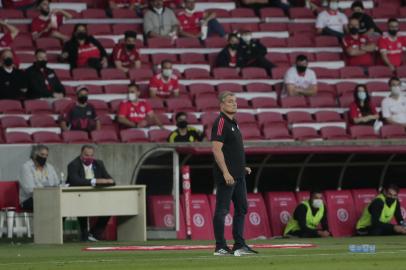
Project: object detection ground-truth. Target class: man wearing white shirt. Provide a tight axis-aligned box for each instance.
[283,54,318,97]
[381,77,406,127]
[316,0,348,39]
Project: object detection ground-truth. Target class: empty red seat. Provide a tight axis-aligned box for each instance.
[280,96,307,108]
[336,82,357,96]
[91,130,119,143]
[380,124,406,139]
[1,116,28,128]
[217,83,243,93]
[88,100,109,113]
[251,97,278,108]
[241,67,268,79]
[24,100,52,114]
[104,84,127,94]
[320,126,350,140]
[147,37,173,48]
[340,67,366,78]
[165,97,194,112]
[62,131,90,143]
[339,95,354,108]
[349,126,378,139]
[32,131,62,143]
[287,111,313,124]
[183,68,210,79]
[259,7,286,18]
[0,9,24,19]
[366,82,389,93]
[291,127,320,141]
[244,193,272,239]
[5,132,32,144]
[231,23,259,32]
[36,37,61,50]
[72,68,99,80]
[230,8,256,17]
[236,98,250,109]
[287,36,314,47]
[52,99,75,114]
[264,192,297,236]
[324,190,357,237]
[149,129,171,142]
[263,126,292,140]
[313,67,340,79]
[212,68,240,79]
[100,68,127,80]
[314,111,342,122]
[308,96,337,107]
[290,7,315,18]
[151,53,178,65]
[235,112,256,124]
[129,68,154,81]
[351,189,378,218]
[195,97,219,112]
[368,66,394,78]
[81,8,106,18]
[188,83,215,97]
[87,24,111,35]
[259,22,288,32]
[29,115,57,127]
[240,125,262,140]
[175,38,202,48]
[112,8,138,18]
[204,37,227,48]
[112,24,142,35]
[257,112,285,128]
[54,69,71,80]
[314,36,339,47]
[179,53,205,64]
[0,100,23,113]
[261,37,287,48]
[11,35,34,50]
[120,129,149,142]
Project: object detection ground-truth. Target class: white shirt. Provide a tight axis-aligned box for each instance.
[283,66,317,97]
[316,10,348,33]
[381,95,406,124]
[83,164,96,186]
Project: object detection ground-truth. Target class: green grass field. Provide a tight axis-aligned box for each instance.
[0,236,406,270]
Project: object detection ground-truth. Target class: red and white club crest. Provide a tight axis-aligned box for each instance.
[193,213,205,227]
[337,208,349,222]
[249,212,261,226]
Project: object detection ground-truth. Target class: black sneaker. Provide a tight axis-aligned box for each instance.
[233,245,259,256]
[213,246,233,256]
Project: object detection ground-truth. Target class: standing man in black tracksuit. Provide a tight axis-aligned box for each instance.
[211,91,258,256]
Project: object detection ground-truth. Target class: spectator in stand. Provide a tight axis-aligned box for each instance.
[0,49,27,99]
[377,18,406,73]
[0,20,20,68]
[62,24,108,70]
[106,0,144,17]
[381,77,406,127]
[342,16,376,67]
[60,86,101,132]
[19,145,59,211]
[239,0,290,17]
[177,0,225,40]
[26,49,65,99]
[112,31,141,73]
[117,83,162,128]
[168,112,204,142]
[239,29,275,76]
[31,0,71,43]
[316,0,348,40]
[283,54,317,97]
[143,0,179,38]
[348,84,379,126]
[215,33,242,68]
[149,59,180,98]
[351,1,382,36]
[2,0,35,10]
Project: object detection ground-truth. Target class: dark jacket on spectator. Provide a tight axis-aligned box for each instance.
[0,67,28,99]
[26,64,65,99]
[239,39,268,66]
[215,46,243,68]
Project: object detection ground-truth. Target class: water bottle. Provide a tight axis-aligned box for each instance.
[348,244,376,253]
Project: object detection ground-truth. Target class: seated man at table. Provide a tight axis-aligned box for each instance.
[67,145,115,241]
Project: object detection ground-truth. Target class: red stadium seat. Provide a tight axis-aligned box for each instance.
[98,114,114,126]
[366,82,389,93]
[155,113,171,125]
[11,35,34,50]
[100,68,127,80]
[145,98,165,113]
[175,38,202,48]
[5,132,32,144]
[217,83,243,93]
[179,53,206,64]
[0,100,23,113]
[266,52,289,65]
[351,189,378,218]
[112,24,142,35]
[129,68,154,81]
[324,190,357,237]
[62,131,90,143]
[245,83,273,92]
[314,36,340,47]
[231,23,259,32]
[30,115,57,127]
[87,24,111,35]
[81,9,106,18]
[24,100,52,114]
[291,127,320,141]
[320,126,350,140]
[212,68,240,79]
[151,53,178,65]
[200,112,219,127]
[91,130,119,143]
[230,8,256,17]
[288,23,314,34]
[287,111,314,124]
[368,66,394,78]
[236,98,251,109]
[261,37,287,48]
[259,8,286,19]
[336,82,357,96]
[314,111,342,122]
[165,97,194,112]
[263,126,292,140]
[349,126,378,139]
[88,100,109,113]
[317,83,336,97]
[0,9,24,19]
[264,192,297,236]
[259,22,288,32]
[287,35,314,47]
[183,68,210,79]
[308,96,337,107]
[32,131,62,143]
[104,84,127,94]
[72,68,99,80]
[149,129,171,142]
[313,67,340,79]
[339,95,354,108]
[240,125,262,140]
[235,112,256,124]
[1,116,28,128]
[315,52,342,62]
[147,37,173,48]
[36,37,61,50]
[204,37,227,48]
[290,7,315,18]
[120,129,149,142]
[85,85,104,94]
[241,67,268,79]
[188,83,216,98]
[244,193,272,239]
[0,181,21,211]
[380,125,406,139]
[340,67,366,78]
[52,99,75,114]
[251,97,278,108]
[371,7,399,18]
[257,112,285,128]
[54,69,72,80]
[280,96,307,108]
[112,9,138,18]
[195,97,218,111]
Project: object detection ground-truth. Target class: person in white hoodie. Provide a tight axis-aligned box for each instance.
[381,77,406,128]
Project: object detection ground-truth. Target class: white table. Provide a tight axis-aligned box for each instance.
[33,185,146,244]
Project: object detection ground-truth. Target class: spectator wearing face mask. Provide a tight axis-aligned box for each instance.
[117,83,162,128]
[62,24,108,70]
[143,0,179,38]
[284,189,330,238]
[177,0,225,40]
[342,16,376,67]
[26,49,65,99]
[31,0,72,42]
[239,29,275,76]
[348,84,379,126]
[381,77,406,127]
[316,0,348,40]
[282,54,317,97]
[168,112,204,142]
[0,49,28,99]
[350,1,381,36]
[215,33,242,68]
[149,59,179,98]
[19,145,59,211]
[60,86,100,132]
[377,18,406,73]
[112,31,141,73]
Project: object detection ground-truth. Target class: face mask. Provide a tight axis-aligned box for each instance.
[312,199,323,209]
[154,7,163,14]
[329,2,338,10]
[81,157,94,166]
[36,60,47,69]
[229,44,238,50]
[349,27,359,35]
[3,57,13,67]
[388,29,398,36]
[126,44,135,51]
[296,65,307,73]
[35,156,47,166]
[40,9,49,16]
[176,120,188,129]
[128,93,137,102]
[77,95,88,104]
[386,197,396,205]
[162,69,172,77]
[391,86,401,96]
[357,91,367,101]
[352,12,363,18]
[76,32,87,40]
[242,35,252,43]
